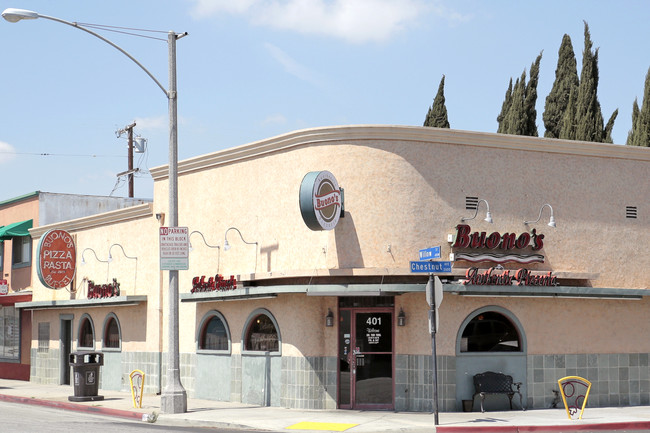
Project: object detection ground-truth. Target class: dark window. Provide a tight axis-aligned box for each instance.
[78,316,94,348]
[1,306,20,359]
[245,313,278,352]
[12,236,31,267]
[103,316,120,349]
[199,315,228,351]
[460,311,521,352]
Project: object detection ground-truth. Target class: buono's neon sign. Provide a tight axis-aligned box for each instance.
[191,274,237,293]
[464,267,557,286]
[453,224,544,250]
[87,278,121,298]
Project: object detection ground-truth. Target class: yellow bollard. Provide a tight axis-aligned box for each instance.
[129,369,145,408]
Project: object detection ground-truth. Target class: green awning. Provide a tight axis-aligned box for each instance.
[0,219,33,240]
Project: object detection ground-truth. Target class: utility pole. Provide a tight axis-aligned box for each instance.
[116,121,136,197]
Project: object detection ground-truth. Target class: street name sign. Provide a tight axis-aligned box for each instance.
[419,246,441,260]
[410,260,452,273]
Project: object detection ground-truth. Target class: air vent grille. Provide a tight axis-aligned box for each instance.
[465,196,479,210]
[626,206,637,219]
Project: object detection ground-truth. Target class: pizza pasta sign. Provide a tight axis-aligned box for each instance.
[37,229,76,289]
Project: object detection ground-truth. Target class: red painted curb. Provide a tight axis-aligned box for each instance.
[0,393,144,421]
[437,420,650,432]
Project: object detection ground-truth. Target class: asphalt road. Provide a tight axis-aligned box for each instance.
[0,400,265,433]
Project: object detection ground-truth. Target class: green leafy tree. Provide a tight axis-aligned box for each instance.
[543,35,579,138]
[627,68,650,147]
[423,75,450,128]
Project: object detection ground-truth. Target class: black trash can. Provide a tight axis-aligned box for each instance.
[69,351,104,402]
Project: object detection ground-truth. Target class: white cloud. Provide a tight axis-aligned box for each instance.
[264,43,322,85]
[0,141,17,164]
[189,0,436,43]
[133,115,167,131]
[261,114,288,125]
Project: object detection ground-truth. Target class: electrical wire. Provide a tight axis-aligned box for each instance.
[0,151,125,158]
[77,22,169,42]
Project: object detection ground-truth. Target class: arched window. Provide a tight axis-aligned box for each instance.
[459,310,522,353]
[78,314,95,349]
[102,313,121,350]
[197,310,231,353]
[243,309,280,354]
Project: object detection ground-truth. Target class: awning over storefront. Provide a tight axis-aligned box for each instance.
[179,283,648,302]
[0,219,33,240]
[15,295,147,310]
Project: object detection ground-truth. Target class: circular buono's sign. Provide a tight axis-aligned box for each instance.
[299,171,342,231]
[37,229,76,289]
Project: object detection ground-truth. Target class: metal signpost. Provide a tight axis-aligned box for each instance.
[411,246,448,426]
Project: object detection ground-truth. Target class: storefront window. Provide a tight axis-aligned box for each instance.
[243,309,280,353]
[0,306,20,360]
[78,314,95,349]
[198,311,230,352]
[460,311,521,352]
[103,314,121,350]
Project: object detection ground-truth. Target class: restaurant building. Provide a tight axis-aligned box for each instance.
[22,126,649,411]
[0,192,149,380]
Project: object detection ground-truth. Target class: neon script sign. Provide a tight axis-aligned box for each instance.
[191,274,237,293]
[87,278,121,299]
[463,267,558,286]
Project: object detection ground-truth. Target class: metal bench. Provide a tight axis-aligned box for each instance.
[473,371,525,412]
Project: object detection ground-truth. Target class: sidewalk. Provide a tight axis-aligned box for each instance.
[1,379,650,432]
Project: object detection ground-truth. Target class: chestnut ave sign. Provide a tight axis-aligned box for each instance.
[159,227,189,271]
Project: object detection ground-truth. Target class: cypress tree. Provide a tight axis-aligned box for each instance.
[497,53,542,136]
[628,68,650,147]
[543,35,579,138]
[559,88,577,140]
[574,21,603,142]
[423,75,450,128]
[524,53,543,137]
[497,78,513,133]
[603,109,618,143]
[626,99,640,145]
[503,72,527,135]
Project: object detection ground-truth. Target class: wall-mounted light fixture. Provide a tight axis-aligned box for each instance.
[397,308,406,326]
[224,227,258,273]
[189,230,220,273]
[461,199,493,223]
[325,308,334,327]
[81,248,108,266]
[524,203,556,228]
[108,243,138,291]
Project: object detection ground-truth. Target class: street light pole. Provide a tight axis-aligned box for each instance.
[2,8,188,414]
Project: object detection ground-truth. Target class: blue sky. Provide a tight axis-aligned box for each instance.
[1,0,648,200]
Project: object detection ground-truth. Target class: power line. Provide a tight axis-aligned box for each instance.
[0,151,125,158]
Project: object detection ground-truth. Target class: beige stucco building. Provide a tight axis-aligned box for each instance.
[21,126,650,412]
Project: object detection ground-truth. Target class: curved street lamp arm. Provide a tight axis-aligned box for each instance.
[36,13,169,97]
